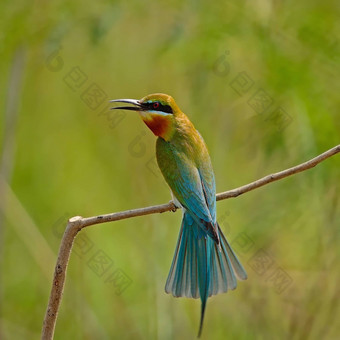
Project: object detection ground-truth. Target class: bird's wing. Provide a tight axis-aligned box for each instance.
[197,154,216,222]
[156,138,218,241]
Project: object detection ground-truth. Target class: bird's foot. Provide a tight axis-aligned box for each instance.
[169,200,181,212]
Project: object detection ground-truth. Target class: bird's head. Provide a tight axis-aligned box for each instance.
[110,93,181,141]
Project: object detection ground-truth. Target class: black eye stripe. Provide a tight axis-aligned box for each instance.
[142,101,173,114]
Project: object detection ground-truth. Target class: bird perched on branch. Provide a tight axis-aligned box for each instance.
[110,93,247,337]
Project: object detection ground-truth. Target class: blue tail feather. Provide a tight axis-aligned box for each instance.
[165,213,247,337]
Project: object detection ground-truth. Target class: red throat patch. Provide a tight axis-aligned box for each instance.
[143,115,171,138]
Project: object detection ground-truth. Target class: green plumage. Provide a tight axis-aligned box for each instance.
[156,119,217,226]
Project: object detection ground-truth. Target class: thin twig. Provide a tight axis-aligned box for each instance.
[216,144,340,200]
[41,144,340,340]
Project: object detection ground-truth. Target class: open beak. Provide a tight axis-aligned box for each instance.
[109,99,142,111]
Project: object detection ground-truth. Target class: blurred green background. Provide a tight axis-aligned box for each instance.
[1,0,339,339]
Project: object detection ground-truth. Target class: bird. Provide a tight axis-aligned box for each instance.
[110,93,247,337]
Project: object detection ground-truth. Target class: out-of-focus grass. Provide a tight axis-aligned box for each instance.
[0,0,339,339]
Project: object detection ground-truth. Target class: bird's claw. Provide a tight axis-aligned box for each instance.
[170,200,180,212]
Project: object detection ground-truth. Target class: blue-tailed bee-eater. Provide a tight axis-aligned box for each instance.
[110,93,247,337]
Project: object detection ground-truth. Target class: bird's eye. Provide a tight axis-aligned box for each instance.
[153,102,160,109]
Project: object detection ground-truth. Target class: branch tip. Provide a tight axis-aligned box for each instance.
[68,216,82,223]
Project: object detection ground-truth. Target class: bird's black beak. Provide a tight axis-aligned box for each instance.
[109,99,142,111]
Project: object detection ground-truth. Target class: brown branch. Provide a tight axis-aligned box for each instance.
[41,144,340,340]
[216,144,340,200]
